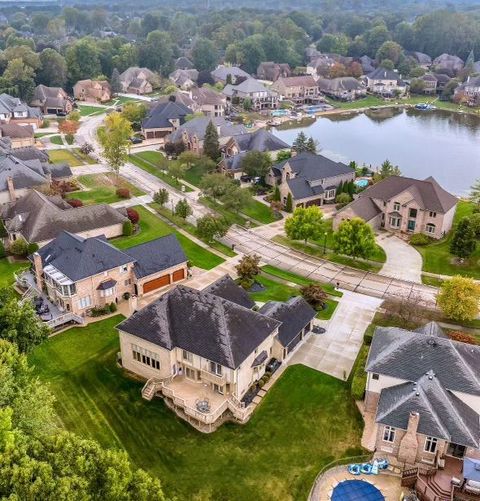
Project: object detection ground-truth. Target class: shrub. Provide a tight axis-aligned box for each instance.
[300,284,328,309]
[116,188,131,199]
[0,241,5,259]
[351,345,369,400]
[0,220,7,238]
[40,118,50,128]
[363,324,375,345]
[257,379,265,388]
[109,302,117,313]
[65,133,75,145]
[67,198,83,208]
[410,233,431,246]
[90,305,111,317]
[122,220,134,236]
[80,142,93,155]
[335,192,351,208]
[27,243,39,255]
[9,238,28,257]
[126,208,140,224]
[448,330,478,345]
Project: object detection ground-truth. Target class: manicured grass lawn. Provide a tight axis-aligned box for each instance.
[128,154,193,193]
[0,258,28,287]
[414,201,480,278]
[48,149,83,167]
[49,135,63,145]
[182,162,210,187]
[326,96,386,110]
[68,173,144,205]
[316,299,339,320]
[113,206,223,269]
[29,316,364,500]
[78,105,106,117]
[242,198,278,224]
[200,196,256,227]
[421,275,444,287]
[136,150,167,167]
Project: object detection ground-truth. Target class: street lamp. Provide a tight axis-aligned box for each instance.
[323,231,328,255]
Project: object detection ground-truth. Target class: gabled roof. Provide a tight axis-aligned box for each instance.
[366,326,480,395]
[231,128,289,153]
[0,138,48,162]
[318,77,364,92]
[367,67,402,81]
[223,78,273,96]
[117,285,281,369]
[355,175,457,214]
[120,67,155,87]
[338,195,382,222]
[175,56,194,70]
[376,371,480,448]
[211,66,250,82]
[36,231,133,281]
[275,75,317,88]
[142,101,192,129]
[190,86,225,106]
[169,116,247,143]
[0,123,34,139]
[258,296,316,348]
[203,274,255,309]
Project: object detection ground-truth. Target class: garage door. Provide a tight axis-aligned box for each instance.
[143,274,170,293]
[172,269,185,282]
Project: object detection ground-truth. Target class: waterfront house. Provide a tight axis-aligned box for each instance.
[317,77,366,101]
[271,75,322,105]
[141,101,192,142]
[333,175,457,239]
[223,78,279,111]
[267,151,355,208]
[419,74,438,94]
[172,87,226,117]
[29,230,187,317]
[256,62,291,82]
[73,79,111,103]
[117,275,315,431]
[433,54,464,77]
[211,66,250,85]
[31,85,73,115]
[454,75,480,106]
[365,67,407,96]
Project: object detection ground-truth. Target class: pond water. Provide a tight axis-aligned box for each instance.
[273,108,480,196]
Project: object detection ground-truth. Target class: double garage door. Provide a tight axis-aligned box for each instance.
[142,269,185,294]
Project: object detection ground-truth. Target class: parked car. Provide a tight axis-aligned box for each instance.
[266,358,281,374]
[56,111,67,117]
[129,136,143,144]
[240,175,252,183]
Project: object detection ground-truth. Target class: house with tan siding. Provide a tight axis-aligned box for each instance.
[271,75,322,104]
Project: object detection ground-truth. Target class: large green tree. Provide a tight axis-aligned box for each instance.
[191,38,219,72]
[66,38,101,84]
[333,217,376,260]
[437,276,480,322]
[196,215,229,242]
[203,121,220,161]
[240,151,272,180]
[38,48,67,88]
[450,217,477,259]
[139,31,174,75]
[285,206,324,244]
[97,113,132,179]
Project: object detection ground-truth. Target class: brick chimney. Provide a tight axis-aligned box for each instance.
[33,252,43,290]
[398,412,420,464]
[6,176,15,201]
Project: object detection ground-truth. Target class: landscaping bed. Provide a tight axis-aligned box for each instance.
[29,316,364,500]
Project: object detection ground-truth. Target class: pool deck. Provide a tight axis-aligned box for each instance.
[310,465,406,500]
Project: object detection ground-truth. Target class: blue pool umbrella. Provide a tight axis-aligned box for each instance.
[332,480,385,501]
[464,458,480,482]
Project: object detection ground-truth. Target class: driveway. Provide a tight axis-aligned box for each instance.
[288,290,382,379]
[376,232,423,283]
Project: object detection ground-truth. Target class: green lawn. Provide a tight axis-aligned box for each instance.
[128,154,193,193]
[113,206,223,270]
[242,198,278,224]
[182,162,211,187]
[48,149,83,167]
[200,196,256,227]
[414,201,480,278]
[49,135,64,145]
[68,173,144,205]
[325,95,386,110]
[78,105,106,117]
[316,299,339,320]
[0,258,28,287]
[29,316,364,500]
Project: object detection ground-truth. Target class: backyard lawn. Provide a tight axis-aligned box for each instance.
[68,173,144,205]
[112,206,223,269]
[29,316,364,501]
[48,148,94,167]
[0,258,28,287]
[414,201,480,278]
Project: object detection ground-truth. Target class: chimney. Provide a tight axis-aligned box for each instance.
[398,411,420,465]
[33,252,43,290]
[6,176,15,201]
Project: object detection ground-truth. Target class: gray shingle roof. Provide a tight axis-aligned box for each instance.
[126,234,187,279]
[258,297,316,348]
[356,175,457,214]
[232,128,289,153]
[142,101,192,129]
[211,66,250,82]
[97,279,117,290]
[169,116,247,143]
[117,285,281,369]
[318,77,364,92]
[367,67,402,81]
[175,57,194,70]
[203,274,255,309]
[376,371,479,448]
[337,196,382,222]
[366,326,480,395]
[287,176,324,199]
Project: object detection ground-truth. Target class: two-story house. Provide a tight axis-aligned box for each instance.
[31,85,73,115]
[271,76,322,105]
[0,93,43,128]
[173,87,226,117]
[141,101,192,142]
[223,78,279,111]
[267,152,355,208]
[30,230,188,317]
[365,67,407,97]
[419,74,438,94]
[333,175,458,239]
[211,66,251,85]
[455,75,480,106]
[73,79,111,103]
[256,62,291,82]
[119,67,157,95]
[363,323,480,486]
[117,275,316,432]
[317,77,366,101]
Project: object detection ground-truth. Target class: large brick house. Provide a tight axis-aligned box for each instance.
[141,101,192,141]
[73,79,111,103]
[333,175,458,239]
[31,85,73,115]
[271,75,322,105]
[365,67,407,97]
[223,78,279,111]
[0,93,43,128]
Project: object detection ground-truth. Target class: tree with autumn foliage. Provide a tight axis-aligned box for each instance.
[58,119,79,136]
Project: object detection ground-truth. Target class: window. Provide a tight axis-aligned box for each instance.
[383,426,396,443]
[182,350,192,362]
[389,216,401,228]
[131,344,160,370]
[409,208,418,218]
[101,287,115,297]
[429,211,437,218]
[120,264,128,273]
[393,202,400,211]
[124,279,131,286]
[78,296,91,309]
[213,383,224,395]
[426,223,436,235]
[424,436,438,453]
[326,189,336,199]
[372,373,380,380]
[209,361,222,376]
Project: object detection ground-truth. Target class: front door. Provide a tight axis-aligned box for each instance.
[407,220,416,231]
[447,443,466,458]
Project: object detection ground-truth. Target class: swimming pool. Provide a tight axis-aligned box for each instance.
[332,480,385,501]
[354,178,369,188]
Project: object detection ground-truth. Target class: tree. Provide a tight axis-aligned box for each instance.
[58,120,79,136]
[0,288,49,353]
[336,192,352,207]
[139,31,174,75]
[285,192,293,212]
[272,185,281,202]
[110,67,122,94]
[221,184,250,213]
[65,38,101,84]
[380,59,394,70]
[306,137,317,154]
[200,173,231,201]
[168,162,187,182]
[292,131,307,153]
[121,102,147,129]
[122,220,134,236]
[374,159,401,182]
[2,58,35,101]
[235,254,261,289]
[241,151,272,180]
[316,33,350,55]
[243,97,253,111]
[126,208,140,225]
[469,213,480,238]
[376,41,404,65]
[300,284,328,309]
[276,150,291,162]
[437,276,480,322]
[37,48,67,88]
[196,215,229,242]
[333,217,376,260]
[203,121,220,161]
[450,217,477,259]
[191,38,219,72]
[409,78,426,94]
[470,178,480,206]
[285,206,324,244]
[175,199,192,219]
[9,238,28,257]
[153,189,169,207]
[97,113,132,179]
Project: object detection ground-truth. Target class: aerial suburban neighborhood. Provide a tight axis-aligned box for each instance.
[2,0,480,500]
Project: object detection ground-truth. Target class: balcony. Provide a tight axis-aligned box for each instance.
[200,368,228,385]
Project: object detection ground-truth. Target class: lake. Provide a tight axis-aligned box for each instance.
[273,108,480,196]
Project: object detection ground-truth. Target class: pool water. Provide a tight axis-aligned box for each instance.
[354,179,369,188]
[332,480,385,501]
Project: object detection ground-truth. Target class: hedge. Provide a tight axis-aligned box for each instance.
[351,344,369,401]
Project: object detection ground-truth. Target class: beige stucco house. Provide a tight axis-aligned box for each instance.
[333,175,458,239]
[30,230,188,317]
[117,275,316,431]
[271,75,322,105]
[365,67,407,97]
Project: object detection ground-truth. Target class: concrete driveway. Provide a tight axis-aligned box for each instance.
[288,290,382,379]
[376,232,423,283]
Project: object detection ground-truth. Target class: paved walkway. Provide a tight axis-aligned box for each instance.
[226,225,438,307]
[289,291,382,379]
[376,232,423,283]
